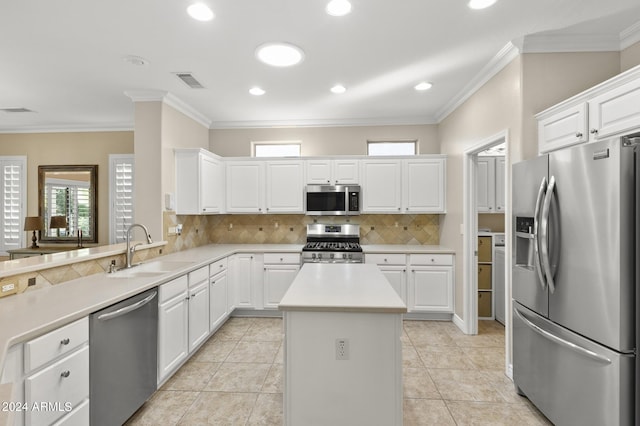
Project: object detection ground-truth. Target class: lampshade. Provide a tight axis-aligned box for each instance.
[24,216,44,231]
[49,216,68,229]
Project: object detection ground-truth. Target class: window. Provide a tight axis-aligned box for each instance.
[367,140,417,156]
[253,141,301,157]
[43,178,90,237]
[0,157,26,254]
[109,155,135,244]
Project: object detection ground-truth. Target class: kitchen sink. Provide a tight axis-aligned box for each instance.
[107,260,195,278]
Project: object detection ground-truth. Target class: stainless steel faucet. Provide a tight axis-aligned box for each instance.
[125,223,153,268]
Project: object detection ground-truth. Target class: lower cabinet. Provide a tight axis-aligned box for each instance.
[158,276,189,384]
[1,318,90,426]
[365,253,407,304]
[408,254,454,313]
[263,253,301,309]
[209,258,229,333]
[230,253,263,309]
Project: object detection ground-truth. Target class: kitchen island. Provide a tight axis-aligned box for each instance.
[279,263,407,426]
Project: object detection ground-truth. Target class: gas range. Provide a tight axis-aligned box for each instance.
[301,224,363,264]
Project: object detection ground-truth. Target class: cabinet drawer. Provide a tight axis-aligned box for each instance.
[52,398,89,426]
[25,346,89,426]
[478,264,492,290]
[24,317,88,373]
[159,275,188,303]
[478,292,492,317]
[409,254,453,266]
[189,266,209,287]
[209,258,228,275]
[264,253,301,265]
[365,253,406,265]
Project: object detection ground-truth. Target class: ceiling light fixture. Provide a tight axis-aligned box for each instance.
[187,3,214,21]
[249,87,266,96]
[256,43,305,67]
[414,82,433,91]
[467,0,497,10]
[330,84,347,94]
[326,0,352,16]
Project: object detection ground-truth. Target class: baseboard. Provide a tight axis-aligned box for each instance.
[452,313,468,334]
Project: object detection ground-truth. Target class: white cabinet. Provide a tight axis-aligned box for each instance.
[265,161,304,213]
[158,276,189,383]
[365,253,407,304]
[21,318,90,426]
[476,156,504,213]
[588,77,640,140]
[263,253,300,309]
[209,258,229,333]
[226,161,265,213]
[230,253,263,309]
[537,103,588,153]
[360,159,402,212]
[403,158,446,213]
[408,254,454,313]
[305,158,359,184]
[361,157,447,214]
[188,266,210,352]
[175,149,224,214]
[537,67,640,153]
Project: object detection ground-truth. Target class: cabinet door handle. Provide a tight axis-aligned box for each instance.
[590,128,599,134]
[575,132,583,138]
[60,338,70,346]
[60,370,71,378]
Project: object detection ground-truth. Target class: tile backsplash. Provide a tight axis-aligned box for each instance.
[163,212,441,253]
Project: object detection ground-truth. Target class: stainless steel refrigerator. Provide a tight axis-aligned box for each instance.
[512,134,639,425]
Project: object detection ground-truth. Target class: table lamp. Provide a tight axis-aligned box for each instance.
[24,216,44,248]
[49,215,68,237]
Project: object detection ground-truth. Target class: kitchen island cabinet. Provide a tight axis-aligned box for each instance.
[279,263,406,426]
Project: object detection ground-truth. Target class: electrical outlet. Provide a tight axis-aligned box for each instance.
[1,283,15,293]
[335,338,349,360]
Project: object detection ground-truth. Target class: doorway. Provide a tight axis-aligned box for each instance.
[462,130,511,374]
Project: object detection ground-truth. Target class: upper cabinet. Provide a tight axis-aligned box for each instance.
[537,66,640,154]
[226,160,304,214]
[476,156,504,214]
[305,158,359,185]
[175,149,224,214]
[226,161,265,213]
[361,157,446,214]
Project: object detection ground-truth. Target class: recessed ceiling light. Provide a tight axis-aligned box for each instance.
[326,0,352,16]
[414,82,433,91]
[123,55,148,66]
[468,0,497,10]
[249,87,266,96]
[330,84,347,94]
[255,43,305,67]
[187,3,214,21]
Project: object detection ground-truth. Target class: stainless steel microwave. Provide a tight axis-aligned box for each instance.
[305,185,360,216]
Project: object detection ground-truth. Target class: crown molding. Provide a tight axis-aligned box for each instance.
[0,123,134,134]
[621,21,640,49]
[435,42,521,123]
[124,90,212,129]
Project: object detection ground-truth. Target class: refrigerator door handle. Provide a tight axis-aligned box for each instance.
[514,307,612,365]
[533,176,548,290]
[540,175,557,293]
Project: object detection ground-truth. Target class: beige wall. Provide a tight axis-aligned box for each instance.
[438,57,523,319]
[209,124,440,157]
[0,131,133,244]
[521,52,621,160]
[621,40,640,72]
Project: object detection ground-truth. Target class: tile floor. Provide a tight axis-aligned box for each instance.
[126,317,552,425]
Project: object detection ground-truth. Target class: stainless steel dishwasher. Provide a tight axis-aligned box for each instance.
[89,287,158,426]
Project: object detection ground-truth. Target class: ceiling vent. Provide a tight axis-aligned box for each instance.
[174,73,205,89]
[0,107,34,113]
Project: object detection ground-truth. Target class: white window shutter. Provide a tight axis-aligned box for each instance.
[109,155,135,244]
[1,158,26,254]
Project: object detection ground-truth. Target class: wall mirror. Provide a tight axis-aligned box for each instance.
[38,165,98,244]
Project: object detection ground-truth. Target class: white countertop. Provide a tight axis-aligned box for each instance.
[279,263,407,314]
[363,244,454,254]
